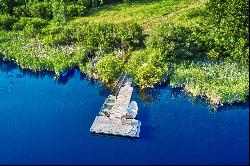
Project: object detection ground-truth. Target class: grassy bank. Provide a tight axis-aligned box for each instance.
[170,61,249,105]
[0,0,249,106]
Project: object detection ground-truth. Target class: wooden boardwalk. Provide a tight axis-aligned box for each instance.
[90,76,141,138]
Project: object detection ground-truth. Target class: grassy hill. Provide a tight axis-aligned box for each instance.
[0,0,248,107]
[73,0,207,33]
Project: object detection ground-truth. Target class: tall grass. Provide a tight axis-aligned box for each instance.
[170,61,249,105]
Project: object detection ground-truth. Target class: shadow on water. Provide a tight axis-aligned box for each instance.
[217,101,249,112]
[169,85,249,112]
[91,133,139,141]
[0,59,111,97]
[0,59,80,85]
[0,59,18,73]
[80,73,111,97]
[134,83,169,103]
[182,90,249,112]
[0,59,54,80]
[57,68,77,85]
[170,87,183,97]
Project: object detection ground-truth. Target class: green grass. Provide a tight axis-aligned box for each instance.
[0,30,85,75]
[166,2,207,27]
[73,0,206,34]
[0,0,248,106]
[170,61,249,105]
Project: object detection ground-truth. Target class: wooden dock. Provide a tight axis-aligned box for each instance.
[90,75,141,138]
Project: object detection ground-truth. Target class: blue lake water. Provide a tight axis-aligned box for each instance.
[0,60,249,164]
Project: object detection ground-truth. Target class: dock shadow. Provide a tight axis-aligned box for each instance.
[90,133,139,141]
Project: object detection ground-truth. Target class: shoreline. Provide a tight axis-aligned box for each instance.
[0,58,248,108]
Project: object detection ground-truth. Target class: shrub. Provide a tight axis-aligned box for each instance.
[42,32,70,46]
[13,2,53,19]
[13,17,48,31]
[29,1,53,19]
[52,0,66,23]
[0,14,18,30]
[13,5,30,18]
[22,23,37,37]
[170,61,249,104]
[41,21,64,35]
[204,0,249,65]
[74,22,143,52]
[146,24,208,62]
[206,0,248,39]
[40,21,143,51]
[125,50,148,78]
[115,22,143,51]
[66,4,87,18]
[40,22,72,45]
[0,0,18,15]
[96,55,124,83]
[134,63,163,89]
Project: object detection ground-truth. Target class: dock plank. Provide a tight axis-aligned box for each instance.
[90,77,141,138]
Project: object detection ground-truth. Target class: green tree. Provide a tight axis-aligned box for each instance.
[125,50,148,78]
[207,0,248,38]
[96,55,124,83]
[206,0,249,64]
[135,63,162,89]
[52,0,66,23]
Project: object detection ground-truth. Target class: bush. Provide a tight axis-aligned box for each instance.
[22,23,37,37]
[52,0,66,23]
[206,0,248,39]
[134,63,163,89]
[42,32,71,46]
[13,2,53,19]
[13,17,48,31]
[40,21,64,35]
[66,4,87,18]
[40,21,143,51]
[202,26,249,64]
[229,38,249,66]
[30,1,53,19]
[40,22,72,45]
[0,0,18,15]
[204,0,249,65]
[125,50,148,78]
[75,22,143,52]
[115,22,143,51]
[146,24,208,62]
[13,5,30,18]
[0,14,18,30]
[170,61,249,104]
[96,55,124,83]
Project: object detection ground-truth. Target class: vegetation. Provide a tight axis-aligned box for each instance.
[170,61,249,105]
[0,21,143,75]
[96,55,124,83]
[0,0,249,106]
